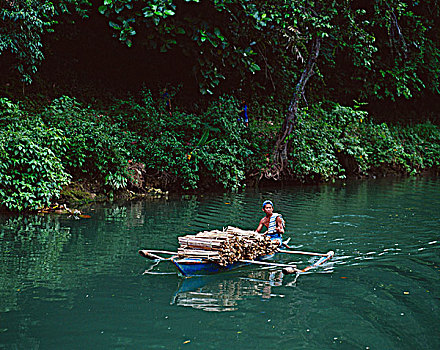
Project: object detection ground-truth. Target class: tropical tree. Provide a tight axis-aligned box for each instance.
[0,0,90,86]
[2,1,438,180]
[96,0,267,94]
[259,0,440,179]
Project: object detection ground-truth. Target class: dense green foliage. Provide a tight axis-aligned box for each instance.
[0,93,257,210]
[1,1,439,212]
[40,96,132,190]
[0,99,70,211]
[289,104,440,181]
[0,94,439,212]
[2,0,439,102]
[105,91,255,190]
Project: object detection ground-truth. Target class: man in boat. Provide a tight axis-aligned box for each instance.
[256,200,285,245]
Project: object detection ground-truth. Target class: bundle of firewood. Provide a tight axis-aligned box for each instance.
[177,226,280,266]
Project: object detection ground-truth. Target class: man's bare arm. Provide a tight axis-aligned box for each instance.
[276,216,284,233]
[256,219,264,233]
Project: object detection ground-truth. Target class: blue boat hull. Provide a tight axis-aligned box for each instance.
[171,254,275,277]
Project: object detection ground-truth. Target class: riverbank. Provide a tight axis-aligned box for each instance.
[1,94,439,212]
[56,167,440,210]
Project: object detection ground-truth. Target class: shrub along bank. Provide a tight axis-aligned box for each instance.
[0,94,439,212]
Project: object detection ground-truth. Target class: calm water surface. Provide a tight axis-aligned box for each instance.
[0,177,439,349]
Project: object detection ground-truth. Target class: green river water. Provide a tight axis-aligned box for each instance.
[0,177,439,349]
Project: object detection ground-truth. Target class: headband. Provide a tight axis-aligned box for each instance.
[262,200,273,209]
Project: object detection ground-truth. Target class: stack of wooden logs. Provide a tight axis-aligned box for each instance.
[177,226,280,266]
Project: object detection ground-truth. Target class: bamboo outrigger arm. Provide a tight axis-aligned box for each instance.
[139,249,178,260]
[277,249,330,257]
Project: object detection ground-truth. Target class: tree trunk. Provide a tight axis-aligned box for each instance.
[267,35,322,180]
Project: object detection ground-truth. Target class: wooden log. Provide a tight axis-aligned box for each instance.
[178,240,224,251]
[178,248,221,256]
[176,227,283,266]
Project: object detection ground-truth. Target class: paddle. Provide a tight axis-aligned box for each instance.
[281,250,334,274]
[299,251,334,272]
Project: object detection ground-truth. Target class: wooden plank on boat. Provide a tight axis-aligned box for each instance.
[176,227,280,266]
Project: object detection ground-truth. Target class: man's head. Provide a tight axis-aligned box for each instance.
[262,200,274,214]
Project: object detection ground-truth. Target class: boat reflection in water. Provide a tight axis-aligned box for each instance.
[142,250,334,312]
[171,269,287,312]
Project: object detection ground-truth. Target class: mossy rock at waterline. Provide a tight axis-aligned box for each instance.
[60,183,104,204]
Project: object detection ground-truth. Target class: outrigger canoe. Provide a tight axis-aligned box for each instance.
[139,239,334,277]
[170,250,334,276]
